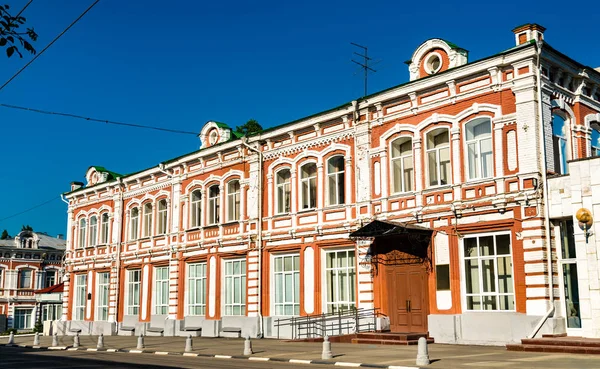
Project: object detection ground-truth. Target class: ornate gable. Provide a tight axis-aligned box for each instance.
[198,121,234,149]
[407,39,468,81]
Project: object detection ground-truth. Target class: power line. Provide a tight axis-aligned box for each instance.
[0,102,199,135]
[0,195,60,223]
[14,0,33,18]
[0,0,100,92]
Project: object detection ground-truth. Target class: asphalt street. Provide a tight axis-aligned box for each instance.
[0,346,334,369]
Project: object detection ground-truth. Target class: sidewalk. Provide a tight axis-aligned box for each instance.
[2,334,600,369]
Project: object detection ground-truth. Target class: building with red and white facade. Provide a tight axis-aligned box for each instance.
[60,24,600,345]
[0,231,65,332]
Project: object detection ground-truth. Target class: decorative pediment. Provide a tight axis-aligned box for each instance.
[407,39,468,81]
[199,121,236,149]
[85,166,122,187]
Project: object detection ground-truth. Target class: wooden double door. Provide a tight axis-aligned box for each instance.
[382,262,429,333]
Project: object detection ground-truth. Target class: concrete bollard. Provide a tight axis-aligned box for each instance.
[33,332,40,346]
[416,336,430,366]
[321,335,333,360]
[7,332,14,345]
[137,334,145,350]
[185,335,193,352]
[243,336,254,355]
[52,333,59,347]
[73,332,80,348]
[97,333,104,349]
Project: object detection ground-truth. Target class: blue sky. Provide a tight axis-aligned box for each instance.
[0,0,598,237]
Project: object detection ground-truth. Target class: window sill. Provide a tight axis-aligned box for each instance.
[185,227,202,232]
[423,184,452,193]
[323,204,346,211]
[297,208,317,214]
[221,220,240,227]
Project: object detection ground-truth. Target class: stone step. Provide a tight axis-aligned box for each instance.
[521,338,600,348]
[354,332,429,341]
[507,344,600,354]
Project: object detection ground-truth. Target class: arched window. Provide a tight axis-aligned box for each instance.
[143,203,153,237]
[227,180,241,222]
[190,190,202,228]
[552,113,569,174]
[129,207,139,241]
[300,163,317,210]
[426,128,451,187]
[327,156,345,206]
[78,218,87,248]
[391,137,413,193]
[465,118,493,180]
[89,216,98,247]
[208,185,220,225]
[157,199,168,235]
[276,169,291,214]
[591,123,600,157]
[100,213,109,244]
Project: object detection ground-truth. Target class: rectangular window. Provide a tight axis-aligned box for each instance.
[42,304,62,321]
[301,164,317,210]
[14,309,33,329]
[143,203,153,237]
[0,268,3,289]
[126,270,141,315]
[18,269,32,289]
[208,186,220,225]
[190,190,202,228]
[74,274,87,320]
[187,263,207,316]
[273,254,300,316]
[463,233,514,311]
[427,129,451,187]
[101,213,110,244]
[436,265,450,291]
[224,259,246,316]
[276,170,291,214]
[154,266,169,315]
[325,250,356,313]
[130,208,139,241]
[44,270,56,288]
[227,181,241,222]
[157,201,168,235]
[97,272,110,321]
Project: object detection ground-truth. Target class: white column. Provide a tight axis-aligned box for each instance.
[380,151,389,212]
[290,169,297,228]
[317,160,324,224]
[413,138,423,206]
[344,156,353,218]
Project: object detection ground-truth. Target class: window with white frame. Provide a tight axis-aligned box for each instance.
[96,272,110,321]
[0,268,3,289]
[44,270,56,288]
[327,156,345,206]
[208,185,220,225]
[591,123,600,157]
[187,263,206,315]
[324,250,356,313]
[154,266,169,315]
[78,218,87,248]
[223,259,246,316]
[74,274,87,320]
[552,113,569,174]
[126,269,141,315]
[273,254,300,316]
[157,199,168,235]
[130,207,139,241]
[42,304,62,321]
[465,118,493,180]
[18,269,32,289]
[426,128,451,187]
[14,308,33,329]
[89,215,98,247]
[391,137,414,193]
[227,180,241,221]
[276,169,291,214]
[101,213,109,244]
[143,203,153,237]
[190,190,202,228]
[463,233,514,311]
[300,163,317,210]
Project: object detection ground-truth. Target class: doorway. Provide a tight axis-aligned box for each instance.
[382,261,429,333]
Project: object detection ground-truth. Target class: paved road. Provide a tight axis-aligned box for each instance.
[0,346,334,369]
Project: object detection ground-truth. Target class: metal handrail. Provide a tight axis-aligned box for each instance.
[274,308,381,339]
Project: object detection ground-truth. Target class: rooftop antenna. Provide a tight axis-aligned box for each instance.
[351,42,377,97]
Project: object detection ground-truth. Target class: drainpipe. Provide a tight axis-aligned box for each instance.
[114,178,125,331]
[240,137,264,338]
[528,39,555,339]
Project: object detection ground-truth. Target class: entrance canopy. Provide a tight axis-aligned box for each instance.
[350,220,434,264]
